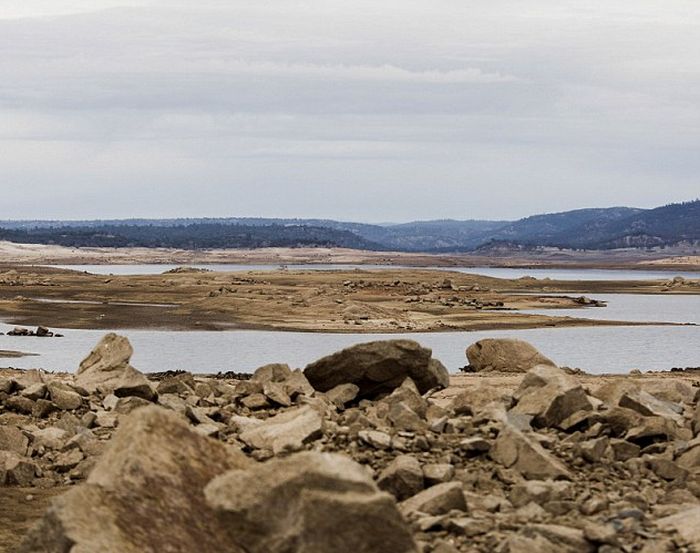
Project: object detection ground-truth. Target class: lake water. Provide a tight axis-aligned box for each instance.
[525,294,700,324]
[46,264,700,281]
[2,322,698,376]
[3,266,698,375]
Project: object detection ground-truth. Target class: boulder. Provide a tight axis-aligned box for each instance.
[18,406,250,553]
[466,339,556,373]
[304,340,449,399]
[205,452,417,553]
[75,334,155,400]
[490,422,571,480]
[239,405,323,454]
[510,365,593,429]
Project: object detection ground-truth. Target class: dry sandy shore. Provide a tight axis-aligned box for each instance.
[1,241,699,271]
[1,265,698,333]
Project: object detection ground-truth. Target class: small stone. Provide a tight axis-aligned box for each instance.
[358,430,392,450]
[377,455,424,501]
[240,393,270,410]
[422,463,455,486]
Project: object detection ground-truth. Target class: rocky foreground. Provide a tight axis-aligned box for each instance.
[2,336,700,552]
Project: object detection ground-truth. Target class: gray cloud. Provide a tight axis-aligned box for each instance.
[0,1,698,221]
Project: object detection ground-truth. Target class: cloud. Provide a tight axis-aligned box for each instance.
[0,2,699,220]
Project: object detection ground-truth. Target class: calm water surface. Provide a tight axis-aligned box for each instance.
[2,323,698,375]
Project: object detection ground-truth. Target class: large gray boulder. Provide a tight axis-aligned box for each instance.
[466,339,556,373]
[304,340,449,399]
[74,333,156,400]
[18,406,250,553]
[205,451,417,553]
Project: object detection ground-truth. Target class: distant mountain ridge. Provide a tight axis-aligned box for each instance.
[0,200,698,252]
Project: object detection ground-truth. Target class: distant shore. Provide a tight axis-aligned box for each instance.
[1,241,699,272]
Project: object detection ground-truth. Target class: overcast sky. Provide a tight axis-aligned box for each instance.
[0,1,698,222]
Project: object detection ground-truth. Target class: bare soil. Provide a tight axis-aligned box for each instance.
[1,265,697,333]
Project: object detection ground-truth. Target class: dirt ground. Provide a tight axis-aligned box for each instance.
[0,265,697,333]
[0,487,66,553]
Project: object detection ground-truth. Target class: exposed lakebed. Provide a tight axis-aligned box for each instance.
[2,266,698,375]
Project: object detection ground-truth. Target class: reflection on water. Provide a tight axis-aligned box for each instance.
[2,323,698,375]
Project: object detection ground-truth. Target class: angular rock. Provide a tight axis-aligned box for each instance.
[0,377,15,394]
[466,339,556,373]
[240,392,270,410]
[113,366,157,401]
[422,463,455,486]
[377,455,424,501]
[283,370,315,399]
[205,451,417,553]
[609,439,641,461]
[19,406,249,553]
[239,405,323,454]
[21,383,47,401]
[523,524,595,553]
[511,365,593,429]
[509,480,572,508]
[399,481,467,515]
[75,334,155,400]
[647,458,688,481]
[449,383,510,415]
[304,340,449,399]
[251,363,293,384]
[578,437,609,463]
[31,427,69,450]
[326,383,360,408]
[0,425,28,456]
[619,390,684,424]
[0,451,37,486]
[46,381,83,411]
[262,381,292,407]
[490,423,571,480]
[657,506,700,549]
[358,430,392,450]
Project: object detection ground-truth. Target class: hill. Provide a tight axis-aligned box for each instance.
[0,200,697,252]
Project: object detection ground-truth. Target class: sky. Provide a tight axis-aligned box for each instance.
[0,1,698,222]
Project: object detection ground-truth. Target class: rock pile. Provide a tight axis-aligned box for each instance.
[3,335,700,551]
